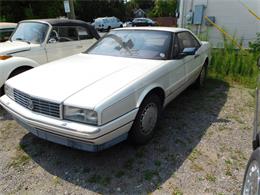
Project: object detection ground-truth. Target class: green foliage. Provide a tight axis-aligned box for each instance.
[149,0,176,17]
[0,0,64,22]
[209,37,258,88]
[75,0,126,22]
[249,33,260,53]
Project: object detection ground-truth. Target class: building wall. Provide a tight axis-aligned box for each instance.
[178,0,260,48]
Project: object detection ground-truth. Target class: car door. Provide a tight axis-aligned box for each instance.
[45,26,83,62]
[176,31,204,82]
[166,33,186,98]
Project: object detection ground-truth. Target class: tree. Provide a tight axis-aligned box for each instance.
[149,0,176,17]
[0,0,64,22]
[75,0,126,22]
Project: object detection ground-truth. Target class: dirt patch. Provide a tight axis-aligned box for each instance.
[0,79,254,194]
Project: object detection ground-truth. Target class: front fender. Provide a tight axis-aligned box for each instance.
[0,56,39,88]
[136,83,165,108]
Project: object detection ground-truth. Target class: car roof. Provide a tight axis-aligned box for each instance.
[20,18,91,27]
[0,22,17,29]
[113,26,189,33]
[19,19,101,40]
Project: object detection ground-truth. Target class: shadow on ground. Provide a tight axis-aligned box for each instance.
[20,78,229,194]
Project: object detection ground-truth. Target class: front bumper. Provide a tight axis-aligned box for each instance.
[0,95,138,152]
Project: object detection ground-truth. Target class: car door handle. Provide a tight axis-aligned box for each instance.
[194,54,200,58]
[76,45,83,49]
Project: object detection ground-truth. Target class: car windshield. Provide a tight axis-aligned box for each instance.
[86,30,171,60]
[11,22,49,44]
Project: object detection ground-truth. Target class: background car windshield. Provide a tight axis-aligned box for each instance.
[11,22,49,44]
[87,30,171,60]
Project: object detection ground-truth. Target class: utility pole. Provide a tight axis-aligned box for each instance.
[68,0,76,19]
[64,0,76,19]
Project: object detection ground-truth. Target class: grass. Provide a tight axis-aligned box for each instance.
[208,38,259,88]
[88,174,111,186]
[143,169,158,181]
[154,160,161,167]
[115,170,125,178]
[172,187,183,195]
[8,146,31,169]
[205,173,217,182]
[188,148,202,162]
[190,162,204,172]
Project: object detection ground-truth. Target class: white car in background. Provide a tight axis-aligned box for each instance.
[0,19,100,95]
[0,27,211,152]
[93,17,123,31]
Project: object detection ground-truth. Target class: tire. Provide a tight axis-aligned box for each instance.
[0,86,4,97]
[0,67,31,96]
[129,94,162,145]
[241,148,260,195]
[194,64,207,88]
[8,67,31,79]
[107,26,111,32]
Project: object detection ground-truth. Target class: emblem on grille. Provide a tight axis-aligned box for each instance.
[28,99,34,110]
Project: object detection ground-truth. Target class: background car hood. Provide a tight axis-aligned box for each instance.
[6,54,163,108]
[0,41,31,55]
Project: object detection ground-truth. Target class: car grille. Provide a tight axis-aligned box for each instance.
[13,89,60,118]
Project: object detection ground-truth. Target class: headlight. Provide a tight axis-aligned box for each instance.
[64,106,98,125]
[4,84,14,100]
[0,56,12,60]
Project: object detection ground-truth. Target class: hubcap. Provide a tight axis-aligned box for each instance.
[140,103,158,135]
[200,67,206,86]
[243,160,260,195]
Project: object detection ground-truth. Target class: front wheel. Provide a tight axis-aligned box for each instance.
[242,148,260,195]
[129,94,162,145]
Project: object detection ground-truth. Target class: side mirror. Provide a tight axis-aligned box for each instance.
[258,57,260,68]
[182,47,197,56]
[48,38,57,44]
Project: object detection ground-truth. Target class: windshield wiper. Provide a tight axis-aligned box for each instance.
[15,38,31,44]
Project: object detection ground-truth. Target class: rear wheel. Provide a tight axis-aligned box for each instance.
[129,94,162,144]
[194,64,207,88]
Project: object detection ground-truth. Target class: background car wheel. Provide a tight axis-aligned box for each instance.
[129,94,162,144]
[194,64,207,88]
[107,26,111,32]
[9,67,32,79]
[242,148,260,195]
[0,66,32,96]
[0,86,4,96]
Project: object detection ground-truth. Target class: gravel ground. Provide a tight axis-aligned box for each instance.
[0,79,254,195]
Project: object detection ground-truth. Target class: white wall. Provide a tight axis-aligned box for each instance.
[178,0,260,48]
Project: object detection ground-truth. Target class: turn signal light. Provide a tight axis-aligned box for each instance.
[0,56,12,60]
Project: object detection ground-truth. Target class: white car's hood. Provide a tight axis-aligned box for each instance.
[6,54,163,108]
[0,41,31,55]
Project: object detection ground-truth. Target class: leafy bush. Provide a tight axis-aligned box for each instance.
[209,36,259,88]
[249,33,260,54]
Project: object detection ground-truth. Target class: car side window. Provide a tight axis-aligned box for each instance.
[177,32,200,52]
[0,29,14,42]
[78,27,89,40]
[48,26,79,43]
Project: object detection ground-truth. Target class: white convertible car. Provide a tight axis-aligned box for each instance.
[0,19,100,95]
[0,27,210,152]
